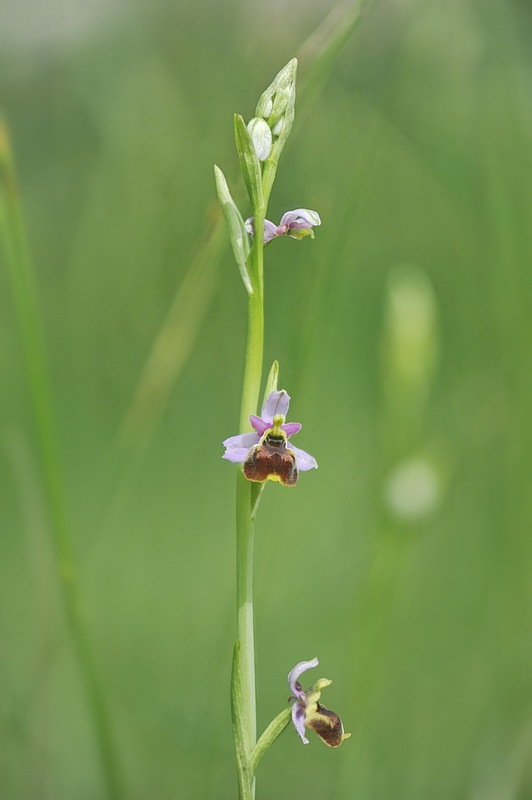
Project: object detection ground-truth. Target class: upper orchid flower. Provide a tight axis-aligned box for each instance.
[245,209,321,244]
[222,390,317,486]
[288,659,351,748]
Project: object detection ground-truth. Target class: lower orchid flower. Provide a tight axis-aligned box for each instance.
[288,659,351,748]
[245,209,321,244]
[222,390,317,486]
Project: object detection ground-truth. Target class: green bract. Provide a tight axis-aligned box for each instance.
[234,114,263,210]
[213,165,252,294]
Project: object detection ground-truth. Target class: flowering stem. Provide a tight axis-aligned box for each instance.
[234,477,256,800]
[239,245,264,432]
[233,212,265,798]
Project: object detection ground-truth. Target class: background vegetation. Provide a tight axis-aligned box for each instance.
[2,0,532,797]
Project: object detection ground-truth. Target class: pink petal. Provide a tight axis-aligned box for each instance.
[245,217,279,243]
[223,432,259,462]
[261,390,291,422]
[223,432,260,449]
[263,219,279,243]
[282,422,302,437]
[288,658,319,697]
[222,447,252,463]
[249,415,270,436]
[292,703,309,745]
[279,208,321,229]
[289,444,318,471]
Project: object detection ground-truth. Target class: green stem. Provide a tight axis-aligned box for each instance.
[234,213,265,798]
[235,476,256,800]
[239,228,265,431]
[0,121,124,800]
[260,163,278,212]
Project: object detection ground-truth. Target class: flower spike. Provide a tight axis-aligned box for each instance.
[288,659,351,748]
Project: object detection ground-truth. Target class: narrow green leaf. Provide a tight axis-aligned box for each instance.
[262,360,279,404]
[250,483,265,521]
[214,165,252,294]
[234,114,263,211]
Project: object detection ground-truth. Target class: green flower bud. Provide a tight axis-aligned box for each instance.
[262,97,274,118]
[247,117,272,161]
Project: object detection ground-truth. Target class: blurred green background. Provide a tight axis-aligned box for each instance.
[2,0,532,797]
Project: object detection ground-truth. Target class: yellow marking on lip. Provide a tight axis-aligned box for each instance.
[259,418,288,445]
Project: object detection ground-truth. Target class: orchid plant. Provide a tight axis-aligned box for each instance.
[215,60,349,800]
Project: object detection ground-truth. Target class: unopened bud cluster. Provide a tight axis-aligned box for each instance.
[246,58,297,162]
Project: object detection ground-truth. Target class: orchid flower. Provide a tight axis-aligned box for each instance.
[222,390,317,486]
[288,659,351,747]
[245,209,321,244]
